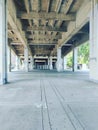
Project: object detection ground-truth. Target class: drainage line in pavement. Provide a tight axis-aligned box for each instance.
[50,80,85,130]
[40,79,44,130]
[48,80,77,130]
[42,79,52,130]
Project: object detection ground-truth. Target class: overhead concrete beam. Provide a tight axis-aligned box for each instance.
[63,0,73,14]
[51,0,90,55]
[47,0,51,12]
[29,43,55,46]
[24,0,33,27]
[27,34,62,39]
[10,42,22,45]
[18,12,76,21]
[8,0,32,56]
[25,26,67,32]
[50,0,74,56]
[28,39,57,43]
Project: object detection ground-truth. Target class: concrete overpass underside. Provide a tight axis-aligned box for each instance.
[7,0,90,73]
[0,0,98,129]
[2,0,96,81]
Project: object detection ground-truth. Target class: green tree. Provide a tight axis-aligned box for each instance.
[78,42,89,64]
[66,42,89,68]
[66,52,73,67]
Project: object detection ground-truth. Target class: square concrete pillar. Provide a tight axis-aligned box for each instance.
[30,56,34,70]
[0,0,7,84]
[73,47,78,72]
[49,56,53,70]
[89,0,98,81]
[63,56,67,70]
[48,58,50,69]
[57,47,63,72]
[24,47,29,72]
[7,46,11,72]
[15,56,20,70]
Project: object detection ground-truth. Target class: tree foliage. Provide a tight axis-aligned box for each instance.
[66,42,89,67]
[66,52,73,67]
[78,42,89,64]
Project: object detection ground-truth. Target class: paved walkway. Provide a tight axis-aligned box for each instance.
[0,70,98,130]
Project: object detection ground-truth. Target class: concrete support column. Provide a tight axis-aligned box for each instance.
[48,58,50,69]
[30,57,34,70]
[0,0,7,84]
[89,0,98,81]
[24,47,29,72]
[7,47,11,72]
[57,47,63,72]
[49,56,53,70]
[63,56,67,70]
[15,56,20,70]
[73,47,78,72]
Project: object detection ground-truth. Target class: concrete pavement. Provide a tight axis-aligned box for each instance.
[0,70,98,130]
